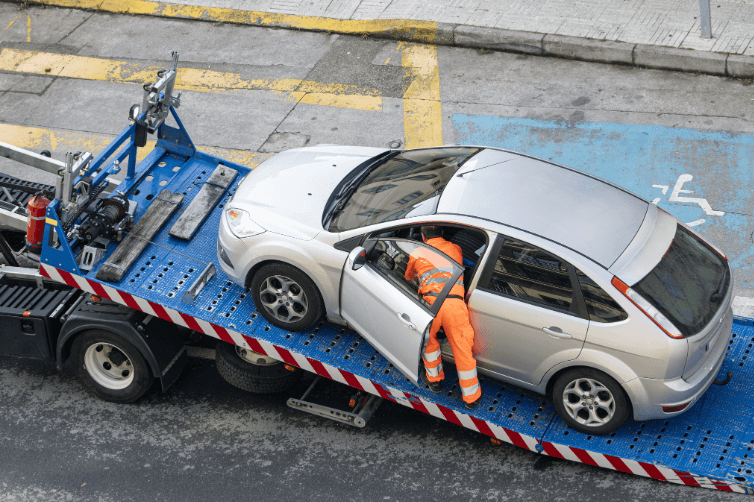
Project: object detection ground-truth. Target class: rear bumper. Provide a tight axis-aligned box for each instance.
[628,311,733,421]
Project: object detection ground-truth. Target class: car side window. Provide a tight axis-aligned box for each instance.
[576,269,628,323]
[482,238,575,312]
[367,239,428,309]
[367,238,463,312]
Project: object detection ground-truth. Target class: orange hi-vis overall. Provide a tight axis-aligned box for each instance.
[405,237,481,404]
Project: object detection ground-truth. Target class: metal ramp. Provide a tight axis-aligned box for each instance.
[36,142,754,494]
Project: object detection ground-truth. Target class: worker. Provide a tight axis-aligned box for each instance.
[404,226,482,409]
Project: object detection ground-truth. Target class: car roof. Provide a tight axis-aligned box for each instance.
[436,148,649,268]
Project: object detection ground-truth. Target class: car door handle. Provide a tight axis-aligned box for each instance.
[398,313,416,330]
[543,327,572,339]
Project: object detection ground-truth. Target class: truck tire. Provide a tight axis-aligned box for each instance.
[216,340,302,394]
[250,263,323,332]
[70,330,154,403]
[552,368,630,435]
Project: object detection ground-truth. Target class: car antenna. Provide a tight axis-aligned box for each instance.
[456,158,515,177]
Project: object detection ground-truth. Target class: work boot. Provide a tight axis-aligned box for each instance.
[420,369,443,393]
[464,396,482,410]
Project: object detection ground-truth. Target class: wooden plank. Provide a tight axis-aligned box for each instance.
[96,190,184,283]
[169,164,238,241]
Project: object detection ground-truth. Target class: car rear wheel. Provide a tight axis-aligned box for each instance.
[216,341,302,394]
[251,263,323,332]
[552,368,629,435]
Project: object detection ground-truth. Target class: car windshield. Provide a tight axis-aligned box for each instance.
[328,147,480,232]
[632,226,729,338]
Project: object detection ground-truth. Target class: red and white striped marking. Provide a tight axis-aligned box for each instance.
[40,264,749,494]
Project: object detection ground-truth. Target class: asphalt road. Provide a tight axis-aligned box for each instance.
[1,3,754,501]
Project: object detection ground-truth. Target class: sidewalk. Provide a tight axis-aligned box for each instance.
[22,0,754,77]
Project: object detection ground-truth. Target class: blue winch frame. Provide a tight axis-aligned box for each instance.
[38,105,754,494]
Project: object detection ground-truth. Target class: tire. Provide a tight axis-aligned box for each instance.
[552,368,630,435]
[216,341,302,394]
[70,330,154,403]
[250,263,323,332]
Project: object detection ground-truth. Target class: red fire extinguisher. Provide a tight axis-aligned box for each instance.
[26,194,50,254]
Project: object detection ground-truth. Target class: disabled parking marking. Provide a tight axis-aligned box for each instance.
[652,174,726,227]
[452,115,754,289]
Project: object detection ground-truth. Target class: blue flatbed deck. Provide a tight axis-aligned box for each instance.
[38,114,754,495]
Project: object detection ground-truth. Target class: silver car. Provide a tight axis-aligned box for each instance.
[217,145,733,434]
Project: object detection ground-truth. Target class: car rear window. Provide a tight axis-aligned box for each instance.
[632,226,729,337]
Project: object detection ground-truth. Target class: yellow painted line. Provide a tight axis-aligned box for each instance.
[45,217,57,226]
[32,0,439,43]
[3,17,17,33]
[26,15,31,43]
[400,44,443,149]
[0,49,382,111]
[0,123,269,169]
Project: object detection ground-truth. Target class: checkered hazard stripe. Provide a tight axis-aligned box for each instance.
[39,264,749,494]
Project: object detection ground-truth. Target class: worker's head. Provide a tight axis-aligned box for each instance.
[420,226,443,243]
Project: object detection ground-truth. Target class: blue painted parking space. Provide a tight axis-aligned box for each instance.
[452,116,754,291]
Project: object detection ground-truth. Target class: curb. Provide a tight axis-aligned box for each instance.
[13,0,754,79]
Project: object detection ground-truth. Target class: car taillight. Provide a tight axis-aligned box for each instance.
[611,276,684,339]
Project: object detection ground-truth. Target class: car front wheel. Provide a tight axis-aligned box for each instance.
[552,368,630,435]
[250,263,323,332]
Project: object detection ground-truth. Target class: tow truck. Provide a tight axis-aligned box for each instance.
[1,52,753,494]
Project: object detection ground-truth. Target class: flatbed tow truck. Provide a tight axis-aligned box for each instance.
[2,52,754,494]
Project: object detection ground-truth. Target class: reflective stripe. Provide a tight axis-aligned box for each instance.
[457,368,478,380]
[425,362,443,378]
[461,382,480,396]
[423,349,442,362]
[419,267,454,283]
[424,277,463,286]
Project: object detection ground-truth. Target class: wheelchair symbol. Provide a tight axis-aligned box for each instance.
[652,174,724,227]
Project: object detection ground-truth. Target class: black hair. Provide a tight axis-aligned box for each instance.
[420,226,443,239]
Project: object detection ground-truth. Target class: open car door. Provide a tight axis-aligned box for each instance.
[340,238,464,384]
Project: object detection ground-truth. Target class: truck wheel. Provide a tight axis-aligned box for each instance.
[250,263,323,332]
[552,368,630,435]
[216,341,302,394]
[70,330,154,403]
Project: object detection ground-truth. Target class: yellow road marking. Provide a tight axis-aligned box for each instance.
[33,0,439,43]
[400,44,443,149]
[0,49,382,111]
[26,15,31,43]
[3,17,17,33]
[0,123,268,168]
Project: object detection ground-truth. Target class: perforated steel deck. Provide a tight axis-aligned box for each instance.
[40,142,754,494]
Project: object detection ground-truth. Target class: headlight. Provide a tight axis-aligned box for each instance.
[225,207,265,238]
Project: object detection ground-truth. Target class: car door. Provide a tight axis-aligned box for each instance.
[340,238,464,384]
[468,235,589,386]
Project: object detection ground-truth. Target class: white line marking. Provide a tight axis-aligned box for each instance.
[669,174,724,216]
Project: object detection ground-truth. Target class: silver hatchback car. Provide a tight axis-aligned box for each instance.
[217,145,733,434]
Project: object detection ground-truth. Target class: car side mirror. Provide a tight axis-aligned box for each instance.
[349,246,367,270]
